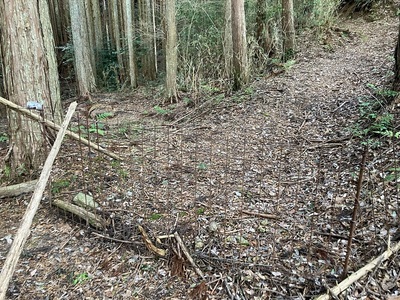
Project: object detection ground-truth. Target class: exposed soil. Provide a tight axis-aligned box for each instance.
[1,7,400,300]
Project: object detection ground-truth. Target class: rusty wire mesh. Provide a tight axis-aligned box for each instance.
[46,107,400,297]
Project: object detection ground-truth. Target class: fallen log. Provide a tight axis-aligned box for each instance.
[0,102,77,300]
[52,199,106,229]
[0,180,38,199]
[0,96,123,161]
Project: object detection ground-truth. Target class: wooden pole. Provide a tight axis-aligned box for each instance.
[315,240,400,300]
[0,102,77,300]
[0,96,123,161]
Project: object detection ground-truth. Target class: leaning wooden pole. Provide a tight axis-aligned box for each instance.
[0,102,77,300]
[0,96,123,161]
[315,240,400,300]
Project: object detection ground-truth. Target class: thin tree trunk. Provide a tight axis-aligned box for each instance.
[60,0,70,46]
[164,0,178,101]
[224,0,233,78]
[139,0,157,80]
[124,0,138,88]
[111,0,125,82]
[256,0,274,56]
[39,0,63,123]
[69,0,96,97]
[231,0,248,91]
[84,0,96,75]
[0,0,63,176]
[394,23,400,91]
[281,0,295,61]
[92,0,103,54]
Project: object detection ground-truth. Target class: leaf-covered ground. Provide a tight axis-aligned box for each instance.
[1,6,400,300]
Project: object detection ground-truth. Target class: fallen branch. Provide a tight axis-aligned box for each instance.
[0,96,123,161]
[315,240,400,300]
[0,180,38,199]
[52,199,107,229]
[0,102,77,300]
[174,232,204,279]
[241,210,279,220]
[138,225,166,257]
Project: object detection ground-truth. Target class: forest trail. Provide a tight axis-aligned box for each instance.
[249,14,398,144]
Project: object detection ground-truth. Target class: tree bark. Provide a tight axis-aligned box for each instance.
[224,0,233,78]
[111,0,125,81]
[0,0,63,177]
[256,0,274,56]
[91,0,103,56]
[164,0,178,101]
[393,22,400,91]
[124,0,138,88]
[39,0,63,123]
[84,0,96,74]
[69,0,96,96]
[231,0,248,91]
[281,0,295,61]
[139,0,157,80]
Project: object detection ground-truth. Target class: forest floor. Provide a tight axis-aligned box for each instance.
[1,5,400,300]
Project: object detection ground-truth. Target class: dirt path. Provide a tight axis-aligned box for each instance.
[250,14,398,142]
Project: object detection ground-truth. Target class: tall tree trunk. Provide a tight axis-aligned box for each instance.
[84,0,96,75]
[111,0,125,82]
[394,22,400,91]
[124,0,138,88]
[256,0,274,56]
[164,0,178,101]
[0,0,62,177]
[224,0,233,78]
[231,0,248,91]
[69,0,96,97]
[91,0,103,54]
[281,0,295,61]
[139,0,157,80]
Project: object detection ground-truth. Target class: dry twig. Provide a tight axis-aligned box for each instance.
[173,232,204,279]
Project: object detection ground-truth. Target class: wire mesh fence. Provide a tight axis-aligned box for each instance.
[46,107,400,297]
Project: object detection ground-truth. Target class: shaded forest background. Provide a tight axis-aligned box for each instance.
[1,0,392,101]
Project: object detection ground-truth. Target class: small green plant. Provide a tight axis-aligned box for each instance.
[198,162,208,170]
[150,213,162,220]
[89,123,106,136]
[179,211,188,217]
[153,105,171,115]
[96,112,114,120]
[366,83,398,98]
[0,133,8,143]
[118,169,128,180]
[196,207,205,215]
[201,84,220,94]
[244,87,254,95]
[183,97,192,105]
[3,165,11,178]
[51,179,70,194]
[72,273,90,285]
[118,125,129,135]
[283,59,296,71]
[353,92,400,145]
